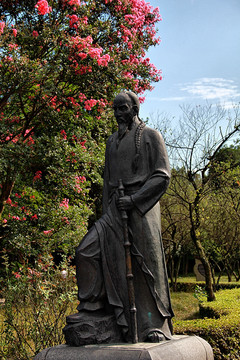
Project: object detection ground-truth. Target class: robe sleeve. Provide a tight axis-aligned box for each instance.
[130,129,170,216]
[102,135,112,214]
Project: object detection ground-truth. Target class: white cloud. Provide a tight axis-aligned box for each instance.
[180,78,240,101]
[148,96,188,102]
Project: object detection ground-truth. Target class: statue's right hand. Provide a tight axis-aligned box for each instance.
[116,195,134,211]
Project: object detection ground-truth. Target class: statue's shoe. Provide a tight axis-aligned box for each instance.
[147,331,167,342]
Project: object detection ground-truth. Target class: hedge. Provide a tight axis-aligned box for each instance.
[173,288,240,360]
[172,281,240,292]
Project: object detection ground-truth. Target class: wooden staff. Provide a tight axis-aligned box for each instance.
[118,179,138,344]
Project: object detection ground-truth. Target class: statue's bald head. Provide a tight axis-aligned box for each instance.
[114,91,140,115]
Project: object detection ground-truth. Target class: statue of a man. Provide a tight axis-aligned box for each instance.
[66,91,174,343]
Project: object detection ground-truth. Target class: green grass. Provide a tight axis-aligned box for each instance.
[170,291,200,321]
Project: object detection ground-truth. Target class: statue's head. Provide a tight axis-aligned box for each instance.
[113,91,140,127]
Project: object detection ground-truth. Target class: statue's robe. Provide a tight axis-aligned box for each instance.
[75,119,174,341]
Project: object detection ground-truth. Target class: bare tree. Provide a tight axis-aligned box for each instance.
[152,103,240,301]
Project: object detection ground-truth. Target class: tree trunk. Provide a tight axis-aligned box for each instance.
[173,256,181,292]
[190,227,216,301]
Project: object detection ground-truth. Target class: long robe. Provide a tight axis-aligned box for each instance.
[75,119,174,341]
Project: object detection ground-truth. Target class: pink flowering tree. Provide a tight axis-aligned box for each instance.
[0,0,162,263]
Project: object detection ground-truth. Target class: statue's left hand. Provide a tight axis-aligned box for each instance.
[117,195,134,211]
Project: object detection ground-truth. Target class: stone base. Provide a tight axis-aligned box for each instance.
[33,335,214,360]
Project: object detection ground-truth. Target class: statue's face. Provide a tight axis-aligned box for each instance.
[113,94,135,125]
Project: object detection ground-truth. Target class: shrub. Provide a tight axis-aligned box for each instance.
[171,279,240,292]
[173,288,240,360]
[0,253,78,360]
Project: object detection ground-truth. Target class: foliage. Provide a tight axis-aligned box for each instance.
[173,288,240,360]
[0,0,162,263]
[194,284,207,303]
[0,252,78,359]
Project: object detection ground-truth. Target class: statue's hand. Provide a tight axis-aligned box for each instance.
[117,195,134,211]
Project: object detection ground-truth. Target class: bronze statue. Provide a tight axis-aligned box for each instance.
[65,91,174,344]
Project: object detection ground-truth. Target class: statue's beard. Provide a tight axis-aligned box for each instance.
[117,118,134,139]
[118,122,129,139]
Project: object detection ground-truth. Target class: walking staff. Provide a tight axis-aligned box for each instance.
[118,179,138,344]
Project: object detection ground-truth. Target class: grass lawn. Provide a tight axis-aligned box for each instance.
[170,291,200,321]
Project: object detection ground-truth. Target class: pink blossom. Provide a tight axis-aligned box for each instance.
[3,219,7,223]
[12,28,17,37]
[88,47,102,59]
[80,140,86,149]
[32,30,39,38]
[33,170,42,182]
[84,99,98,111]
[14,272,21,279]
[62,217,70,225]
[97,54,110,66]
[60,198,69,210]
[6,56,13,62]
[6,198,12,206]
[68,0,81,6]
[35,0,52,15]
[69,14,80,28]
[25,127,34,135]
[43,229,54,235]
[60,129,67,140]
[78,52,87,60]
[0,22,5,35]
[31,214,38,220]
[12,216,21,221]
[75,175,86,192]
[78,93,87,102]
[139,96,145,103]
[8,43,18,51]
[81,16,88,25]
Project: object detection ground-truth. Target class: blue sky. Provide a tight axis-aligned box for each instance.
[141,0,240,123]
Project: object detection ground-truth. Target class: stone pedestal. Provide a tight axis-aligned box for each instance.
[33,335,214,360]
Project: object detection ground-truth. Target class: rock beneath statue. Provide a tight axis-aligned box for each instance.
[63,313,123,346]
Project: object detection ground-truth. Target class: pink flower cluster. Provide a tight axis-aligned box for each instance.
[68,0,81,5]
[84,99,98,111]
[6,198,18,207]
[97,54,110,66]
[60,198,69,210]
[35,0,52,15]
[63,0,81,6]
[69,35,111,69]
[0,21,5,35]
[69,14,80,29]
[33,170,42,182]
[12,28,17,37]
[75,175,86,193]
[60,129,67,140]
[43,228,54,235]
[32,30,39,38]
